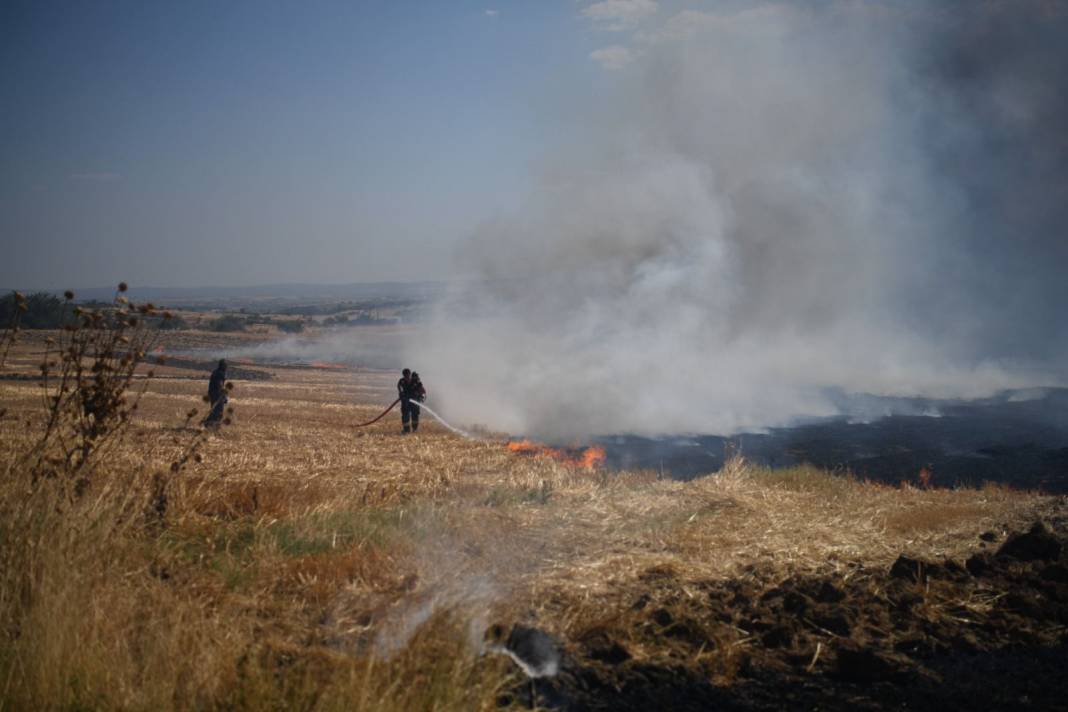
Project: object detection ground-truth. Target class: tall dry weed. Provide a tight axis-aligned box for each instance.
[0,287,513,710]
[0,286,233,709]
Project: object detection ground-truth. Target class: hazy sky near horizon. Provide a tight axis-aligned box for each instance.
[8,1,1065,434]
[1,0,619,289]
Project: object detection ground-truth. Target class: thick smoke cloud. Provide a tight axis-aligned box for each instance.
[412,1,1068,439]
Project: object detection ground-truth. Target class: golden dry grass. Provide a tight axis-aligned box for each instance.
[0,331,1063,710]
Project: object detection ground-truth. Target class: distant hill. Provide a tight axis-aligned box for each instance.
[4,282,445,305]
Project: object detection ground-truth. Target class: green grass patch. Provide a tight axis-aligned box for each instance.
[261,505,444,556]
[481,483,553,508]
[159,521,257,564]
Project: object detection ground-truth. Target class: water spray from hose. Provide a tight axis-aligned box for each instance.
[410,400,476,439]
[353,396,475,438]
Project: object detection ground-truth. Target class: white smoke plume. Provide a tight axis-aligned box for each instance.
[218,330,405,369]
[411,2,1068,439]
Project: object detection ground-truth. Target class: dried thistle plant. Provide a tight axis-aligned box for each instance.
[2,284,224,508]
[0,291,27,372]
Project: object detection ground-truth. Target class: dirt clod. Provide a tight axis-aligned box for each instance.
[966,552,991,577]
[586,638,631,665]
[997,522,1062,561]
[889,555,928,581]
[833,643,907,683]
[1040,563,1068,583]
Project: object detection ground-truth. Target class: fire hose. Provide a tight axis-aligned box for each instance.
[353,397,474,438]
[353,397,400,426]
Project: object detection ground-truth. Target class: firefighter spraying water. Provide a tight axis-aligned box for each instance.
[349,369,475,439]
[397,368,425,434]
[354,368,597,453]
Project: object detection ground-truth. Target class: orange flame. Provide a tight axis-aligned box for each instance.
[506,439,606,470]
[578,446,607,469]
[507,439,539,454]
[918,467,932,489]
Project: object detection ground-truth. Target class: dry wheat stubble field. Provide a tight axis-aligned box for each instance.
[1,328,1067,711]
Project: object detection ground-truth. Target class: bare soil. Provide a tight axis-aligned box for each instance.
[518,520,1068,711]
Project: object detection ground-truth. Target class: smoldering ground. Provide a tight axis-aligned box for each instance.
[215,330,406,370]
[410,1,1068,440]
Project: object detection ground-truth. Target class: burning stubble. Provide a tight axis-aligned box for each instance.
[410,2,1068,440]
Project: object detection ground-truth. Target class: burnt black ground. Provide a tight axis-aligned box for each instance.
[597,388,1068,493]
[501,520,1068,711]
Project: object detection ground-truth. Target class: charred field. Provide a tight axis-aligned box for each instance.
[1,328,1067,711]
[599,388,1068,494]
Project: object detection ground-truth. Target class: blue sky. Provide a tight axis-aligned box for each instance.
[0,0,621,288]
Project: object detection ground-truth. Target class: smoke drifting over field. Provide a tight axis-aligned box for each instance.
[414,2,1068,439]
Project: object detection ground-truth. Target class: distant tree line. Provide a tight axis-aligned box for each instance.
[207,314,304,333]
[0,292,194,330]
[0,292,72,328]
[322,312,399,327]
[279,299,415,316]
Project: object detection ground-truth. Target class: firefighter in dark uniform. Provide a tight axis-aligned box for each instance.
[398,368,427,433]
[203,359,228,427]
